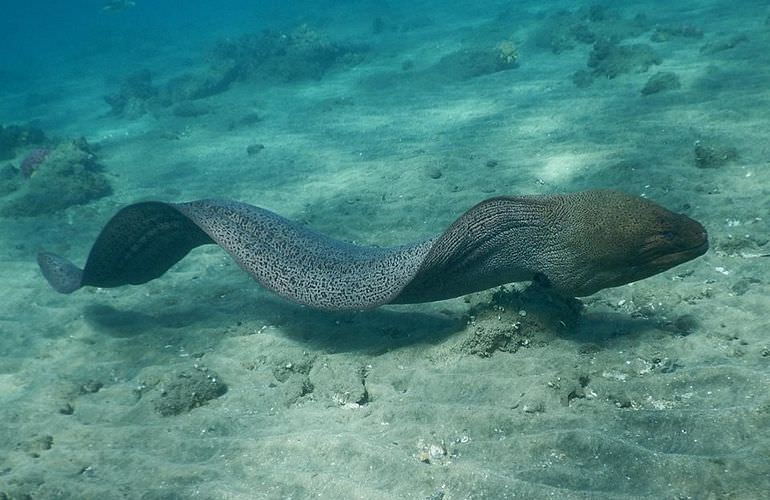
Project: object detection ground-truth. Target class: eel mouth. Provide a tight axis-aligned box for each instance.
[650,240,708,268]
[646,225,709,270]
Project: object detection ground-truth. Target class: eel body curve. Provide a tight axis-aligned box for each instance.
[37,190,708,310]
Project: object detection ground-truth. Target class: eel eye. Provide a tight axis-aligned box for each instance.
[661,231,675,241]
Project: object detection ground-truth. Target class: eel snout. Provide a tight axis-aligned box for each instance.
[640,212,709,271]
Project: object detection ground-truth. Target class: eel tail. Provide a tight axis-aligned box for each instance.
[37,252,84,294]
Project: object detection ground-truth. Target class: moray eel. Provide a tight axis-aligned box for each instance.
[37,190,708,310]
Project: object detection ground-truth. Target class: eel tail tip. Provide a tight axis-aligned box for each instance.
[37,251,84,294]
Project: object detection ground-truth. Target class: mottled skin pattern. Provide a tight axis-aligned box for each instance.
[37,190,708,311]
[175,201,434,309]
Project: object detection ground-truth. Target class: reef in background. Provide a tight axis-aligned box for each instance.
[573,39,661,87]
[0,137,112,216]
[105,24,367,118]
[531,5,652,55]
[0,123,47,161]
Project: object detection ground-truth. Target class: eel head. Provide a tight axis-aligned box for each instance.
[544,190,709,296]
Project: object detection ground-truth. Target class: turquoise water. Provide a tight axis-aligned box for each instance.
[1,1,768,498]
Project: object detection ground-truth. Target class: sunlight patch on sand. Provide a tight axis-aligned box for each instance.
[421,98,498,123]
[0,374,24,396]
[537,151,597,183]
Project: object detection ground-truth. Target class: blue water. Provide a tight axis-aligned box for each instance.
[1,1,769,498]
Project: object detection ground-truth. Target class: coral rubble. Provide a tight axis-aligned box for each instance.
[641,71,681,95]
[0,138,112,216]
[533,6,651,54]
[574,38,661,87]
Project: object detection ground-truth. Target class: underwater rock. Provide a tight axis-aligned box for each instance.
[264,24,366,81]
[532,11,580,54]
[18,434,54,458]
[269,355,316,405]
[246,143,264,156]
[0,123,47,161]
[588,39,660,78]
[456,286,582,357]
[572,69,594,88]
[415,440,448,465]
[58,402,75,415]
[575,39,661,86]
[694,139,738,169]
[731,277,762,296]
[715,231,768,257]
[208,24,366,85]
[78,379,104,394]
[0,138,112,216]
[532,6,651,54]
[228,112,263,131]
[651,24,703,42]
[434,45,519,81]
[671,314,699,335]
[700,34,748,55]
[151,365,227,416]
[309,360,369,408]
[162,64,240,103]
[104,69,158,118]
[425,166,442,179]
[521,400,545,414]
[158,25,364,104]
[19,147,51,177]
[641,71,681,95]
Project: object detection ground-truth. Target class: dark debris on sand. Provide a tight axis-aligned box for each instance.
[432,42,520,81]
[693,139,739,169]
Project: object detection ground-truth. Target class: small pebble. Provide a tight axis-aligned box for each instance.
[641,72,681,95]
[247,144,265,156]
[427,167,443,179]
[674,314,698,334]
[80,380,103,394]
[523,401,544,413]
[429,443,446,459]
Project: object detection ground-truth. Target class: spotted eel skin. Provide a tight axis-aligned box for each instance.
[37,190,708,310]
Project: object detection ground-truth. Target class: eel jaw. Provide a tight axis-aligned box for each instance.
[609,221,709,291]
[564,219,709,298]
[642,217,709,272]
[646,236,709,270]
